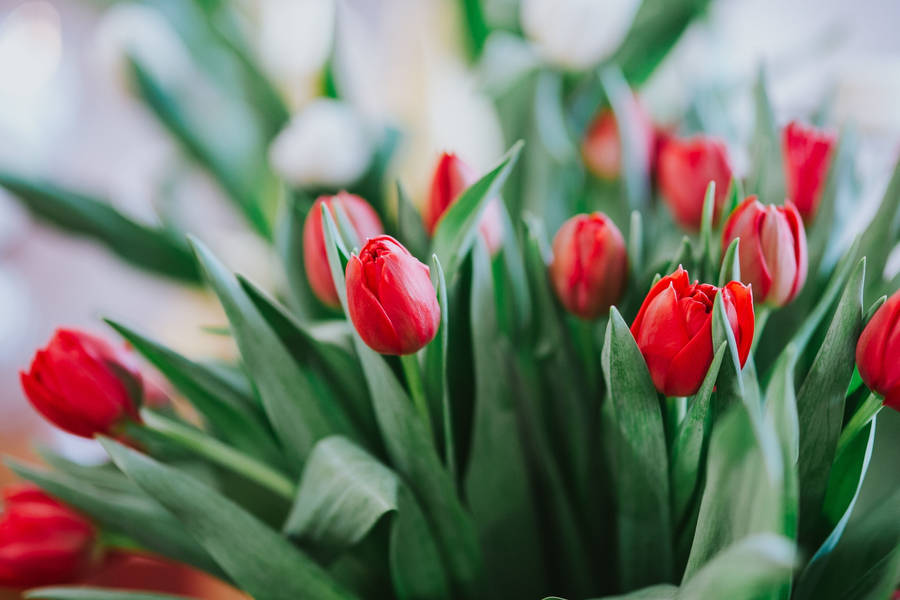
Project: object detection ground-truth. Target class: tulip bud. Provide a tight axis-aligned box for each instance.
[582,103,655,180]
[303,192,384,307]
[856,290,900,410]
[783,120,836,222]
[721,196,808,307]
[548,212,628,319]
[346,236,440,355]
[631,267,754,396]
[657,135,733,230]
[0,485,96,587]
[424,152,503,255]
[20,329,143,438]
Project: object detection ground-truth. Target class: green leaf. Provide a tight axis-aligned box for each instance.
[601,307,673,587]
[322,212,483,596]
[0,174,199,283]
[547,586,679,600]
[711,291,745,411]
[275,191,328,320]
[396,182,430,260]
[495,200,533,334]
[191,237,353,469]
[796,258,866,542]
[432,141,523,280]
[464,240,546,597]
[718,238,741,286]
[424,256,456,477]
[458,0,489,59]
[665,236,696,277]
[681,534,796,599]
[697,180,717,280]
[27,589,192,600]
[823,416,875,530]
[764,346,800,467]
[99,438,356,600]
[283,436,452,600]
[858,156,900,295]
[746,66,786,203]
[601,67,650,210]
[6,459,222,578]
[105,320,285,470]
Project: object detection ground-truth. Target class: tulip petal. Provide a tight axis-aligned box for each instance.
[664,318,714,397]
[633,283,692,392]
[378,254,439,354]
[346,254,403,354]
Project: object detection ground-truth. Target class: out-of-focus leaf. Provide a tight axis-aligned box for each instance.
[858,157,900,295]
[601,308,673,588]
[458,0,490,59]
[681,535,796,599]
[796,258,866,542]
[27,589,192,600]
[746,67,786,204]
[424,256,456,477]
[545,587,678,600]
[697,181,718,281]
[100,439,356,600]
[396,182,430,260]
[601,67,650,210]
[0,174,199,283]
[711,292,745,412]
[665,237,696,277]
[275,190,330,321]
[718,238,741,286]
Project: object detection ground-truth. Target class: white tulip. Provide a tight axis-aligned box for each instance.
[269,99,372,187]
[520,0,642,70]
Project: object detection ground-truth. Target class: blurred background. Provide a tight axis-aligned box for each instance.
[0,0,899,593]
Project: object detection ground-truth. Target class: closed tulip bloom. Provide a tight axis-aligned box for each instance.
[631,267,754,397]
[856,290,900,411]
[346,236,440,355]
[582,103,655,180]
[657,135,733,230]
[20,329,142,438]
[303,192,383,307]
[722,196,808,307]
[783,120,835,222]
[0,485,96,587]
[549,213,628,319]
[424,152,503,254]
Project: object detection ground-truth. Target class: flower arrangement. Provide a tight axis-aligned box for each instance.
[1,1,899,599]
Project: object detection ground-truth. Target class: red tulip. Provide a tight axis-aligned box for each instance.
[721,196,808,306]
[657,135,733,230]
[424,152,503,254]
[303,192,384,307]
[630,267,754,396]
[346,236,440,355]
[582,102,655,180]
[20,329,142,438]
[0,485,96,588]
[856,290,900,411]
[549,212,628,319]
[783,120,835,222]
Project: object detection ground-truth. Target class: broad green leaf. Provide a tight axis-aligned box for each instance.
[424,256,456,477]
[681,534,796,599]
[545,587,678,600]
[464,240,546,597]
[746,67,786,204]
[858,156,900,295]
[697,181,718,280]
[191,237,351,469]
[27,589,192,600]
[671,342,728,527]
[321,212,483,596]
[796,258,866,542]
[822,416,876,529]
[718,238,741,286]
[601,307,673,587]
[396,182,430,260]
[283,436,451,600]
[7,459,221,578]
[99,438,356,600]
[0,174,199,283]
[495,200,532,334]
[106,320,285,470]
[432,141,523,280]
[765,346,800,466]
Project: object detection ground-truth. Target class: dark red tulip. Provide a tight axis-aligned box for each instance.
[856,290,900,411]
[582,102,655,180]
[631,267,754,396]
[722,196,808,306]
[0,485,96,587]
[303,192,384,307]
[346,236,439,355]
[424,152,503,254]
[549,212,628,319]
[20,329,142,438]
[782,120,835,222]
[657,135,733,230]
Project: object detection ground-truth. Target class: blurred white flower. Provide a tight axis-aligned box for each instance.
[269,99,372,187]
[834,55,900,136]
[520,0,641,70]
[91,4,193,95]
[256,0,335,110]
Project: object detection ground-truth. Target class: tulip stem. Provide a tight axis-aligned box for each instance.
[400,353,434,440]
[139,409,295,501]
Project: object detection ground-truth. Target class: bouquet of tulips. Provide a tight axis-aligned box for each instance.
[2,1,900,599]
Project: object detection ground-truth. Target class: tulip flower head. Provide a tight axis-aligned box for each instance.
[722,196,808,307]
[549,212,628,319]
[657,135,733,230]
[20,329,142,438]
[0,485,96,587]
[783,120,836,222]
[303,192,384,307]
[582,103,656,180]
[346,236,440,355]
[631,267,754,396]
[424,152,504,254]
[856,290,900,411]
